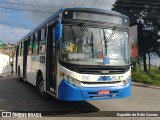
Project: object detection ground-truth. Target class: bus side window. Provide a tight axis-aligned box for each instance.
[19,43,21,56]
[28,38,32,55]
[39,28,46,54]
[31,35,34,54]
[33,33,38,55]
[18,44,21,56]
[52,28,55,48]
[21,41,24,56]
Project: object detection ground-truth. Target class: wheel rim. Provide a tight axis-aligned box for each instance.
[39,81,44,94]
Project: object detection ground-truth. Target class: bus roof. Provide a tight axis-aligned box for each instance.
[63,7,128,18]
[16,7,129,44]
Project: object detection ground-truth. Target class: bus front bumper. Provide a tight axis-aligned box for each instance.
[58,79,131,101]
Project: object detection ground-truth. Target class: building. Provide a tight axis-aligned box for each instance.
[0,44,15,63]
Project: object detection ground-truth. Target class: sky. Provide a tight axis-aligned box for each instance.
[0,0,116,43]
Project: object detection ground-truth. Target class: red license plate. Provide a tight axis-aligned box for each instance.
[98,90,110,95]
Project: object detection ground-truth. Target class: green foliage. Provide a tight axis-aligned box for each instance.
[132,66,160,86]
[131,57,142,71]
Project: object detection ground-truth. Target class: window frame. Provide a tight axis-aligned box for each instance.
[33,32,39,55]
[39,27,46,54]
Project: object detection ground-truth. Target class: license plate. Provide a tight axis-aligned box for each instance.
[98,90,110,95]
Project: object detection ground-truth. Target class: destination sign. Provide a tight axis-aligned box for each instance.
[73,12,123,25]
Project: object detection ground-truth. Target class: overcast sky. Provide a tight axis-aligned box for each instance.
[0,0,116,43]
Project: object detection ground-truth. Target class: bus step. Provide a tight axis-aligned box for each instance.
[47,91,56,97]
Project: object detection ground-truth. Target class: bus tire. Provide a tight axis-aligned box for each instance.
[37,75,51,100]
[18,67,23,82]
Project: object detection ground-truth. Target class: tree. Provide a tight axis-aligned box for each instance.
[0,40,2,48]
[112,0,160,72]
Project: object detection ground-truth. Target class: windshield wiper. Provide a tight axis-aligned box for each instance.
[103,27,117,55]
[79,23,94,58]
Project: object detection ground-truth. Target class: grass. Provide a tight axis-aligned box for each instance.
[131,66,160,86]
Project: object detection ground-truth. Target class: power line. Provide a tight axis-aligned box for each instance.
[0,1,67,14]
[2,2,72,10]
[81,0,86,6]
[1,1,65,9]
[92,0,98,6]
[116,0,150,4]
[0,21,33,29]
[0,6,54,13]
[117,10,160,13]
[9,0,72,8]
[74,0,77,7]
[116,0,160,5]
[114,4,160,9]
[118,10,160,14]
[114,0,160,7]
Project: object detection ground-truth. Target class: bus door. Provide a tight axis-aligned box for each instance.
[46,26,56,93]
[23,40,28,79]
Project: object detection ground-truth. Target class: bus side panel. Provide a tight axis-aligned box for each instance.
[26,55,34,85]
[26,55,46,86]
[27,55,38,86]
[26,55,35,85]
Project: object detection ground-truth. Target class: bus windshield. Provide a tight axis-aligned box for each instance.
[60,25,129,66]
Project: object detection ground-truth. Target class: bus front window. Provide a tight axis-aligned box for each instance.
[60,25,130,66]
[61,25,103,65]
[103,29,130,65]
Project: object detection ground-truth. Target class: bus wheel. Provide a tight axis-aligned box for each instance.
[18,67,23,82]
[37,75,51,100]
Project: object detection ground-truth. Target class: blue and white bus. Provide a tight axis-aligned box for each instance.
[14,7,131,101]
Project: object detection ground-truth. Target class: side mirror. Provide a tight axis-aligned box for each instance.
[55,18,62,49]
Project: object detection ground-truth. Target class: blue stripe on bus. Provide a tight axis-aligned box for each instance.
[58,79,131,101]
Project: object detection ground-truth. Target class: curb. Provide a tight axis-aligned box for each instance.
[0,73,17,78]
[132,82,160,90]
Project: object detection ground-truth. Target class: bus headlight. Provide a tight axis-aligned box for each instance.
[68,77,74,84]
[123,76,131,85]
[122,75,131,85]
[122,79,128,85]
[64,75,82,86]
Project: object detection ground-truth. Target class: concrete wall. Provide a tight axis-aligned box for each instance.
[0,54,11,74]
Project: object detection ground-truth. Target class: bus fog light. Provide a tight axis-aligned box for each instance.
[123,80,128,85]
[69,78,74,84]
[73,80,81,86]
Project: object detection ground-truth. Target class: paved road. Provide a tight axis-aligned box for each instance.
[0,76,160,119]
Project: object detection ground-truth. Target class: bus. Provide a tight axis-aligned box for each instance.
[14,7,131,101]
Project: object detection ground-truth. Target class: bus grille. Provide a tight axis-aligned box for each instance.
[74,68,125,74]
